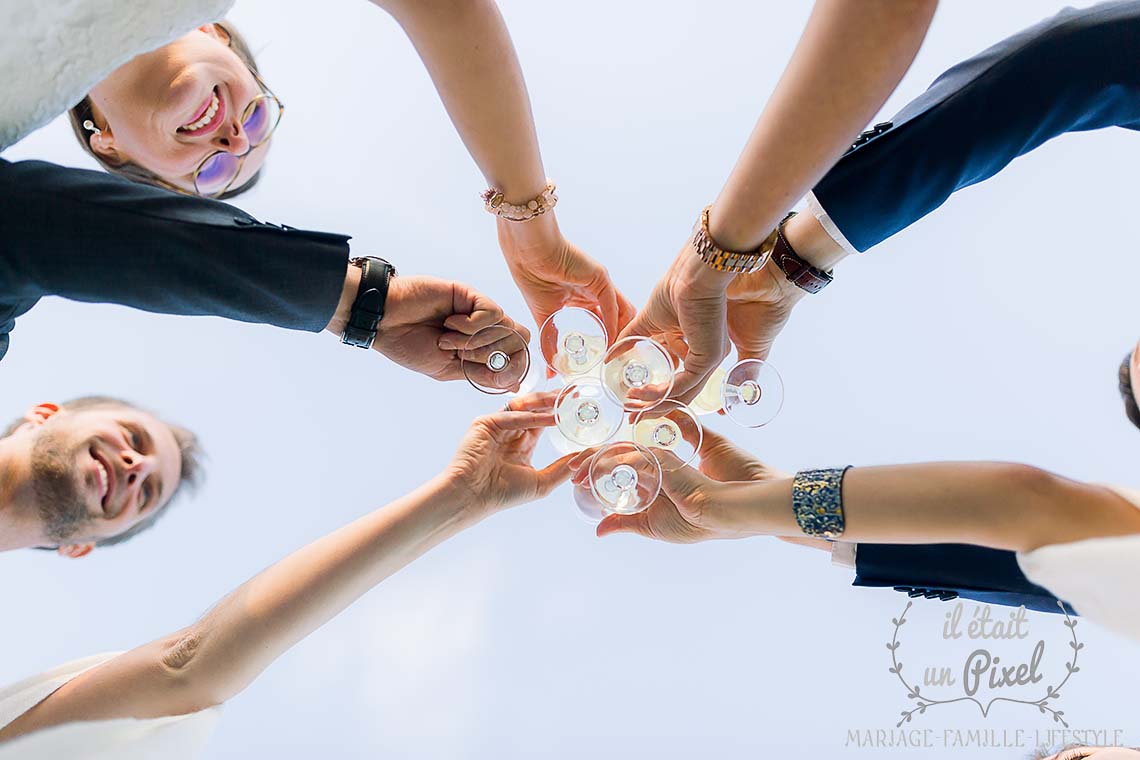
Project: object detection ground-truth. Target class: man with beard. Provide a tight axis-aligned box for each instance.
[0,396,200,557]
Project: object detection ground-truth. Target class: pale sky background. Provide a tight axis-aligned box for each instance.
[2,0,1139,757]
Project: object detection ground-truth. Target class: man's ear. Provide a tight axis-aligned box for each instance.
[57,543,95,559]
[16,403,61,433]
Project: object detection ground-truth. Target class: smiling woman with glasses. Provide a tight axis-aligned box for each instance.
[68,21,277,200]
[4,0,635,385]
[186,69,282,197]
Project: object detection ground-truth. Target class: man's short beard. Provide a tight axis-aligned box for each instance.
[30,430,91,544]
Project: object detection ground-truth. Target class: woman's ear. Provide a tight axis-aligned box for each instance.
[57,543,95,559]
[198,23,232,46]
[87,126,122,164]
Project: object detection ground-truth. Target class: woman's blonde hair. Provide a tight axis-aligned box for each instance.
[67,21,263,200]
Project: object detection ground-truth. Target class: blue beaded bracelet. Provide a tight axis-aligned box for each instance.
[791,466,852,538]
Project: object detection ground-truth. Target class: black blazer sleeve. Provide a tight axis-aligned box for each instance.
[853,543,1075,616]
[0,159,353,363]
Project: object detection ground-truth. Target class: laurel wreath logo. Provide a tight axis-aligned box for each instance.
[887,600,1082,728]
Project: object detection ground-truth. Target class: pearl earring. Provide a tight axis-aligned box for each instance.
[82,119,102,136]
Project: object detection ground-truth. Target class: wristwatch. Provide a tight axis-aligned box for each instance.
[691,205,773,274]
[769,212,834,294]
[341,256,397,349]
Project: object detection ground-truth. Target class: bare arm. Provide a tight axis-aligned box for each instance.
[708,0,938,251]
[621,0,937,399]
[372,0,546,201]
[0,402,570,742]
[369,0,634,339]
[592,433,1140,552]
[722,463,1140,552]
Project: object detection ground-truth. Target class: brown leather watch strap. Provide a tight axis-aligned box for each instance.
[770,214,834,294]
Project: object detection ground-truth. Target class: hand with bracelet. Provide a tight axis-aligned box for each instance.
[493,200,635,347]
[386,0,634,343]
[581,429,1140,554]
[620,0,938,401]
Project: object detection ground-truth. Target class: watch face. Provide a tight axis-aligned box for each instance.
[352,256,396,276]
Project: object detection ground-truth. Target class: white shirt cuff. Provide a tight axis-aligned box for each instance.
[830,541,857,570]
[806,191,860,256]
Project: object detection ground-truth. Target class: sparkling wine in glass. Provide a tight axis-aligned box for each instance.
[554,379,625,447]
[632,399,702,470]
[601,336,675,411]
[689,358,784,428]
[539,307,608,378]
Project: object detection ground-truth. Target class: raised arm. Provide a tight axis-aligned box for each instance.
[709,0,937,252]
[733,463,1140,552]
[584,431,1140,552]
[722,1,1140,362]
[622,0,937,400]
[371,0,634,339]
[0,396,571,742]
[0,158,528,380]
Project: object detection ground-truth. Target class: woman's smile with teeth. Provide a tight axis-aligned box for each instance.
[180,89,220,132]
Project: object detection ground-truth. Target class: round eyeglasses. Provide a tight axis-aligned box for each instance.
[192,73,284,198]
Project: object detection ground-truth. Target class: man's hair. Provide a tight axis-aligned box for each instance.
[1118,353,1140,432]
[2,396,204,548]
[66,20,263,200]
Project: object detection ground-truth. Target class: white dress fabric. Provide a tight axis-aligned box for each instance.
[0,0,235,151]
[0,652,221,759]
[1017,485,1140,641]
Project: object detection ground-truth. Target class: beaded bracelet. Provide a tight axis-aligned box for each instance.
[791,466,852,538]
[481,179,558,222]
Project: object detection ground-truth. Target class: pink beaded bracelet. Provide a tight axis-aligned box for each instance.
[481,179,558,222]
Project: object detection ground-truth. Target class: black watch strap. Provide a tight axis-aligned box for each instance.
[341,256,396,349]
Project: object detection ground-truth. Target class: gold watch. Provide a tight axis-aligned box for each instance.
[690,205,779,274]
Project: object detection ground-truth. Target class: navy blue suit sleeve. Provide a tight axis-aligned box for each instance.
[813,1,1140,252]
[854,543,1073,616]
[0,159,352,363]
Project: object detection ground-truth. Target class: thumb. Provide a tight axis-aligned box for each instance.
[596,511,650,538]
[657,455,713,505]
[615,291,638,336]
[535,453,577,496]
[616,308,651,345]
[592,278,621,346]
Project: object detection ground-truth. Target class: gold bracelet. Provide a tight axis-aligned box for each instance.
[691,205,779,274]
[481,179,558,222]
